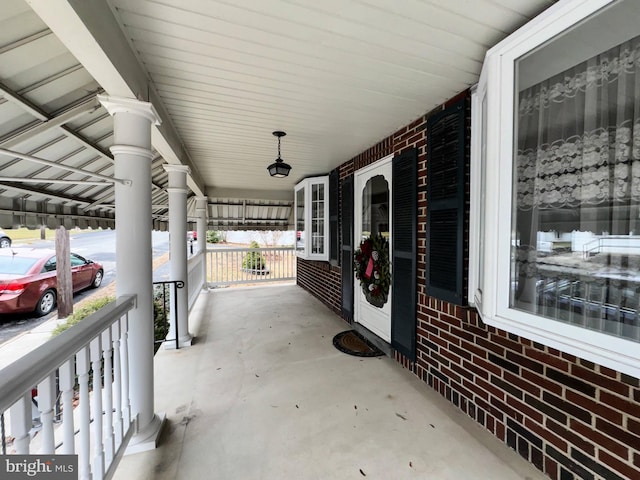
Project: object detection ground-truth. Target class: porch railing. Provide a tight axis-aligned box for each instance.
[153,281,183,352]
[207,246,296,287]
[0,295,136,480]
[187,250,206,309]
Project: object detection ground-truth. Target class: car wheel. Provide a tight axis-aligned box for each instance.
[35,290,56,316]
[92,270,104,288]
[0,237,10,248]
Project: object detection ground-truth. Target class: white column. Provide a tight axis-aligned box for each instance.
[98,95,165,453]
[164,164,192,348]
[196,195,208,279]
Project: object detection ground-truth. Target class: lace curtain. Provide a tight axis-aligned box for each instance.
[516,35,640,211]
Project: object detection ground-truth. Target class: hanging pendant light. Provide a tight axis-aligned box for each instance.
[267,131,292,178]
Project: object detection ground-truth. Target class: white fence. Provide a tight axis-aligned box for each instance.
[207,246,296,287]
[0,296,137,480]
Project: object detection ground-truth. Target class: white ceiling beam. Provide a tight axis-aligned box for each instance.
[82,168,165,212]
[0,29,52,55]
[18,64,84,96]
[0,148,129,185]
[83,192,114,211]
[0,81,46,121]
[26,0,206,197]
[0,93,101,148]
[0,84,114,165]
[0,177,111,186]
[0,182,91,205]
[0,208,114,222]
[98,204,168,209]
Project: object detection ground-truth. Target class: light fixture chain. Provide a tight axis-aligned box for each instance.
[268,130,291,177]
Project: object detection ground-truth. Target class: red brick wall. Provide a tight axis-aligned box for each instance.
[297,259,341,316]
[297,90,640,480]
[401,301,640,480]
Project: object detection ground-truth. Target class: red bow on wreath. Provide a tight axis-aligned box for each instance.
[364,256,374,279]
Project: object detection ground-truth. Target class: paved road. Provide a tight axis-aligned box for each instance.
[0,230,170,344]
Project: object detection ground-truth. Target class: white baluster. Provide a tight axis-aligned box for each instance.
[9,393,31,454]
[101,327,114,466]
[120,314,131,427]
[59,359,76,454]
[90,336,104,480]
[37,374,56,453]
[76,347,91,480]
[111,321,123,448]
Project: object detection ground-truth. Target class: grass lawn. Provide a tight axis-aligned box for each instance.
[3,227,99,244]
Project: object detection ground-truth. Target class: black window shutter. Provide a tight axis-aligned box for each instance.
[341,175,354,320]
[392,147,417,361]
[329,169,339,266]
[426,98,466,305]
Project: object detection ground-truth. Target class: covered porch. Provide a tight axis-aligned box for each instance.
[114,285,545,480]
[4,2,640,480]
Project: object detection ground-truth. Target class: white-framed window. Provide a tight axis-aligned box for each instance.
[470,0,640,378]
[294,175,329,261]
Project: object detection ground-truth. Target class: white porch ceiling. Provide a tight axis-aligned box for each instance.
[106,0,556,192]
[1,0,557,229]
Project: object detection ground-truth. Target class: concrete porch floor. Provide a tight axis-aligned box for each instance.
[114,285,547,480]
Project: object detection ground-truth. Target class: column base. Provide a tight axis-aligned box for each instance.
[125,412,166,455]
[163,333,193,349]
[179,333,193,347]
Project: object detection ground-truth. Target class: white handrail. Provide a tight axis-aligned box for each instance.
[0,295,136,480]
[0,295,135,413]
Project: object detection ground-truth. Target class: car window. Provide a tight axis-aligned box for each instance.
[70,254,87,266]
[43,256,56,272]
[0,256,39,275]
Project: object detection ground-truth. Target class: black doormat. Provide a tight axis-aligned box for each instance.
[332,330,384,357]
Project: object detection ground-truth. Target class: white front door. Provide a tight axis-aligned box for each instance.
[354,155,393,342]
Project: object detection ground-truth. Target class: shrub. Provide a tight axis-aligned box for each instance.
[52,293,169,351]
[207,230,222,243]
[242,241,266,270]
[153,286,169,351]
[52,296,115,337]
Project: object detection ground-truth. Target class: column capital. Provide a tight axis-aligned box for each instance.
[110,145,155,160]
[195,196,208,209]
[164,164,190,191]
[163,164,191,175]
[98,95,161,126]
[166,187,189,195]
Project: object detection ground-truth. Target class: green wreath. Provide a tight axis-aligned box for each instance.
[353,234,391,308]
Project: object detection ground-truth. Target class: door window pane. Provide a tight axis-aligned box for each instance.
[362,175,389,242]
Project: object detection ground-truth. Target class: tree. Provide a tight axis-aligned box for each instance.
[256,230,285,247]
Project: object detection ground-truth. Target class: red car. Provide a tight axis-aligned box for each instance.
[0,248,104,316]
